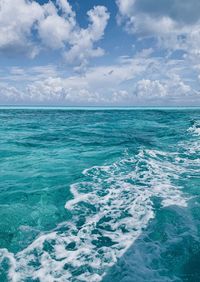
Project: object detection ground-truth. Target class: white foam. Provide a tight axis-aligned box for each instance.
[187,121,200,136]
[0,144,192,282]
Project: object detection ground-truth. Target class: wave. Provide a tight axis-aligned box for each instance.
[1,142,192,282]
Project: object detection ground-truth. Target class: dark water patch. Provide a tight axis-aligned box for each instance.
[103,203,200,282]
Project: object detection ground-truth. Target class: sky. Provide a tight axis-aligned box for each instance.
[0,0,200,106]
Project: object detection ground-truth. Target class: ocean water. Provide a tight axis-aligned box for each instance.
[0,108,199,282]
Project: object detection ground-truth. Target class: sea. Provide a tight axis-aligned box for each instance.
[0,108,199,282]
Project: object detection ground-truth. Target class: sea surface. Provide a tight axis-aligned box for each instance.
[0,108,199,282]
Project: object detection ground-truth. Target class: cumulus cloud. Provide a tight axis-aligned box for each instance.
[135,75,191,99]
[63,6,109,70]
[135,79,167,97]
[0,83,23,103]
[1,51,199,106]
[1,0,199,106]
[0,0,43,57]
[0,0,109,67]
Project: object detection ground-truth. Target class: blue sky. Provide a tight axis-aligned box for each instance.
[0,0,200,106]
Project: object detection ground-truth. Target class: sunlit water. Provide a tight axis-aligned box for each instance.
[0,109,199,281]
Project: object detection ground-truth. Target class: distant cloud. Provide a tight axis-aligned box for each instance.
[0,0,109,68]
[135,76,191,99]
[1,51,199,106]
[0,83,23,103]
[135,79,167,98]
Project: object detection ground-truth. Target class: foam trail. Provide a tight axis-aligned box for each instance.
[4,119,200,281]
[0,142,193,282]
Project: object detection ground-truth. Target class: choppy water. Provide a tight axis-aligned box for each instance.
[0,108,199,282]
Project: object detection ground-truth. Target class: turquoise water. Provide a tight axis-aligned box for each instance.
[0,109,199,281]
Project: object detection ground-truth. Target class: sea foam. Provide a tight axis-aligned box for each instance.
[0,145,190,282]
[187,121,200,136]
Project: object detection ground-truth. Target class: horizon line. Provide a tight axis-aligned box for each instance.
[0,105,200,110]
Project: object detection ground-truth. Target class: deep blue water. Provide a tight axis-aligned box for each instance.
[0,108,199,281]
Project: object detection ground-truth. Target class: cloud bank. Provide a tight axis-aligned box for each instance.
[1,50,199,106]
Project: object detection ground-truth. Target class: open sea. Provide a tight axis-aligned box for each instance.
[0,108,199,282]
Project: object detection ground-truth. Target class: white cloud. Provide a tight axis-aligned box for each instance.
[116,0,200,62]
[63,6,109,69]
[1,0,199,106]
[135,75,191,100]
[0,0,44,57]
[135,79,167,97]
[38,12,74,49]
[0,83,23,103]
[0,0,109,67]
[1,51,199,106]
